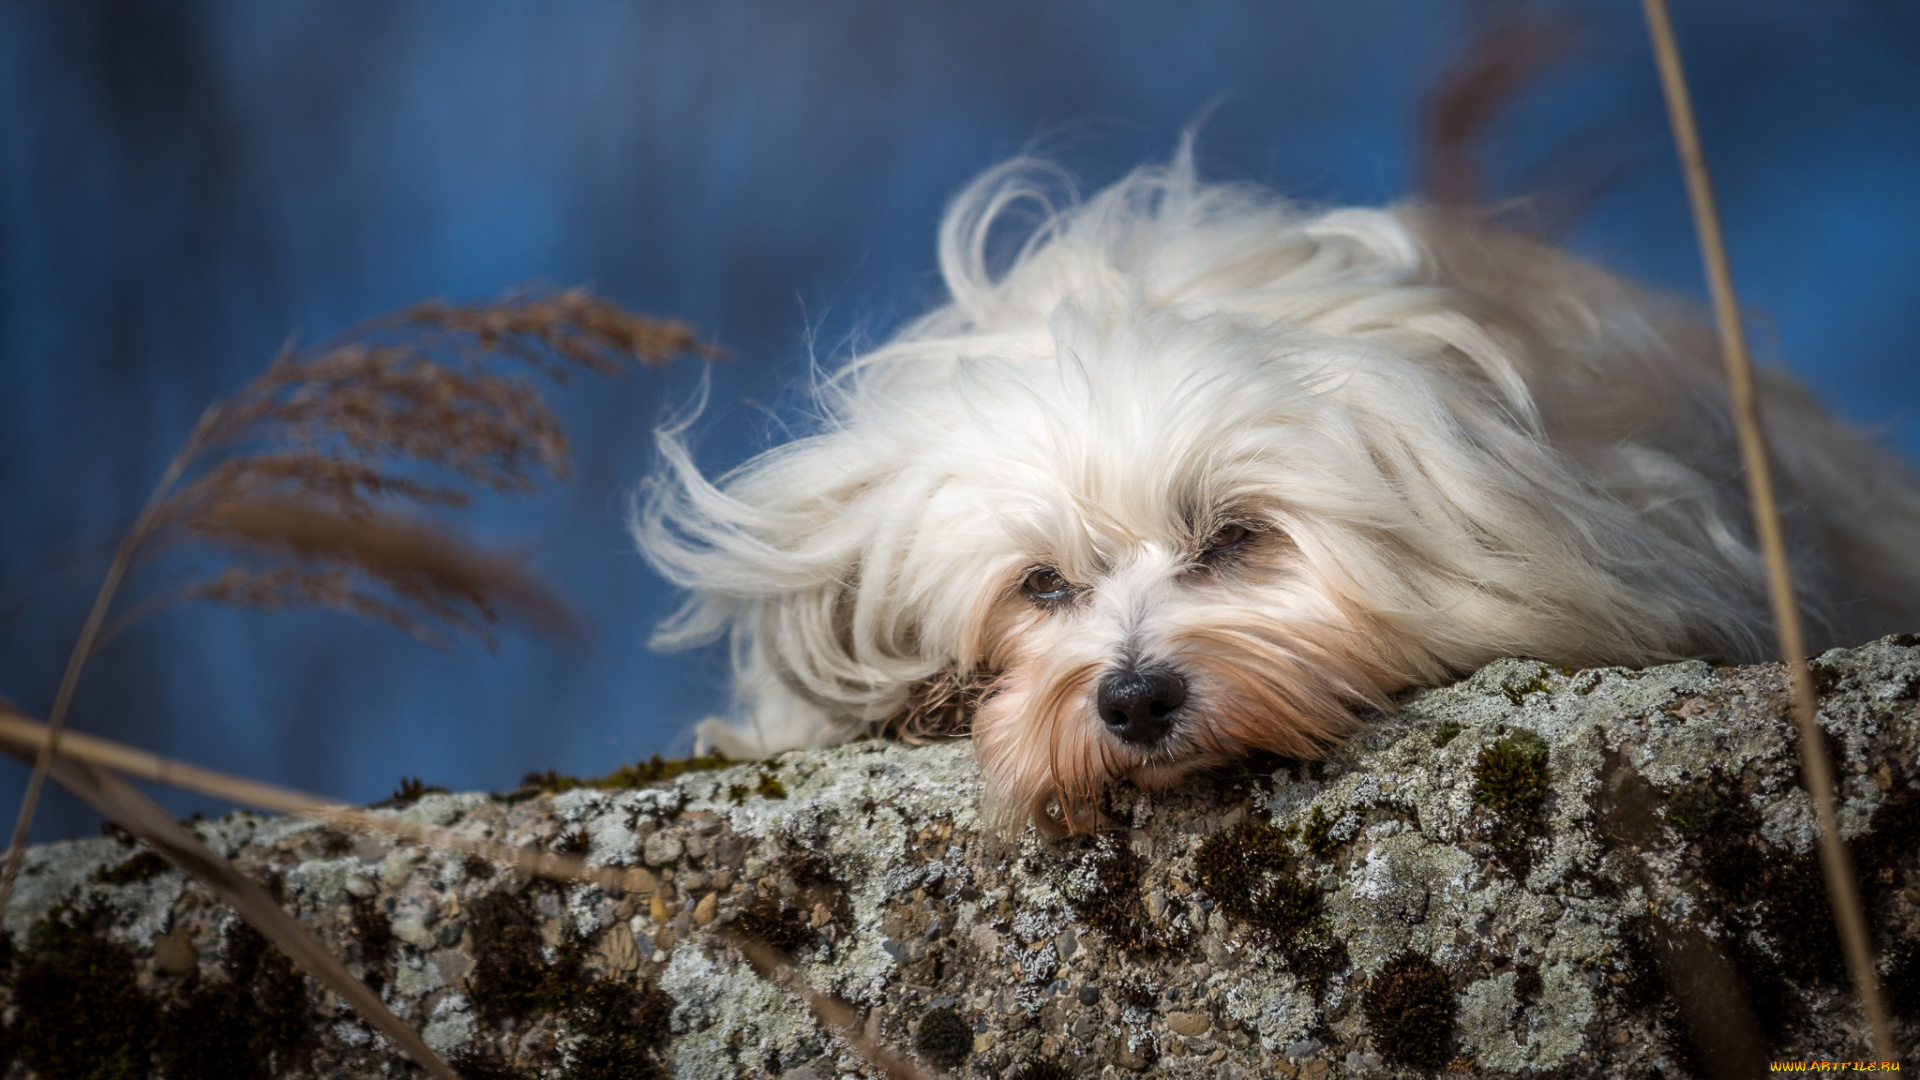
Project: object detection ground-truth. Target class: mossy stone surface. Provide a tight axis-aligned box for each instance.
[5,637,1920,1077]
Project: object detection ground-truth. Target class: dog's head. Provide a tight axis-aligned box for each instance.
[851,302,1468,833]
[637,153,1759,833]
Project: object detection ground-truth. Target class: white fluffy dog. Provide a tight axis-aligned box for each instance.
[635,150,1920,832]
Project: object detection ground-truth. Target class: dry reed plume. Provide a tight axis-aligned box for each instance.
[0,288,717,1078]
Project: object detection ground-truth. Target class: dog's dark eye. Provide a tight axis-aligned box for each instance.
[1022,567,1072,601]
[1202,523,1251,556]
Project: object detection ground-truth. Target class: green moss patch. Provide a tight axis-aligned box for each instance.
[1361,951,1455,1070]
[1057,833,1181,953]
[1195,821,1347,995]
[732,894,816,955]
[1472,729,1550,873]
[1199,750,1290,801]
[375,776,449,807]
[4,905,323,1080]
[466,889,588,1023]
[559,978,674,1080]
[1500,671,1552,706]
[520,751,733,796]
[729,769,789,804]
[1300,805,1339,859]
[1663,784,1727,840]
[348,896,395,994]
[11,908,154,1080]
[90,850,172,886]
[448,1049,536,1080]
[913,1005,972,1068]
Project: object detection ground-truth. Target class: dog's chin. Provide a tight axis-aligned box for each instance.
[973,658,1383,834]
[1124,756,1209,791]
[977,730,1264,834]
[1113,723,1229,791]
[975,709,1268,834]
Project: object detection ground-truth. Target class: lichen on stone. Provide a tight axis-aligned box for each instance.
[6,639,1920,1076]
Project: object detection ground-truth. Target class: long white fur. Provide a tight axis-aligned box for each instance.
[633,148,1920,830]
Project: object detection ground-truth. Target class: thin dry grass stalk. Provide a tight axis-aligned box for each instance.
[1639,0,1894,1058]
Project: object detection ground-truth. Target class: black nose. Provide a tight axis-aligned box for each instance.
[1096,666,1188,746]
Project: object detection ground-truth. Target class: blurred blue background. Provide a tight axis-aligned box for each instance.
[3,0,1917,840]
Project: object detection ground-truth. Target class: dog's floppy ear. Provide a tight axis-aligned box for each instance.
[634,394,977,744]
[876,667,995,743]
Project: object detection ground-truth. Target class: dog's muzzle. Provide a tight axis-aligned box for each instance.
[1096,664,1188,746]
